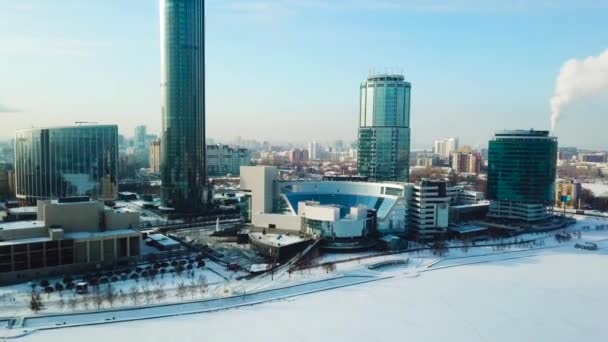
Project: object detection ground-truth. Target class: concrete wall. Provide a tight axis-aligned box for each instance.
[251,212,301,232]
[43,201,103,232]
[105,210,140,230]
[0,223,47,241]
[240,166,277,214]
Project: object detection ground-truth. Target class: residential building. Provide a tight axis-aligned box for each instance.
[451,152,481,174]
[206,144,252,177]
[579,152,607,163]
[288,149,308,165]
[14,125,118,203]
[555,178,581,209]
[160,0,206,212]
[487,130,558,222]
[434,137,459,159]
[150,139,161,173]
[357,74,411,182]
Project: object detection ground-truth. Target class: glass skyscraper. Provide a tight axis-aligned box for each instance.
[357,74,411,182]
[160,0,206,212]
[14,125,118,202]
[487,129,558,222]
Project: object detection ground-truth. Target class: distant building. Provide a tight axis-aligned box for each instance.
[358,74,411,182]
[451,152,481,174]
[579,152,607,163]
[288,149,309,165]
[307,141,319,161]
[558,147,578,161]
[206,144,251,177]
[14,125,118,203]
[134,125,147,151]
[434,137,459,159]
[487,130,557,222]
[150,139,161,173]
[0,163,14,200]
[555,178,581,209]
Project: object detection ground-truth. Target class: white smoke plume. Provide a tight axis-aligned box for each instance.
[550,48,608,131]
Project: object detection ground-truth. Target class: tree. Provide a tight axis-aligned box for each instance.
[118,290,127,306]
[154,285,166,303]
[129,286,141,306]
[104,284,116,308]
[82,293,91,310]
[68,296,78,312]
[28,290,44,314]
[188,282,197,299]
[197,275,208,298]
[176,282,187,300]
[142,286,154,305]
[93,286,104,310]
[322,262,336,274]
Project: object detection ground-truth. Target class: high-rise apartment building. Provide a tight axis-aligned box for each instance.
[160,0,206,212]
[555,178,581,210]
[357,74,411,182]
[433,137,459,159]
[487,130,557,222]
[14,125,118,203]
[206,144,252,177]
[150,139,161,173]
[451,152,481,174]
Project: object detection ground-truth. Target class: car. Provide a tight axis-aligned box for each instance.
[75,282,89,294]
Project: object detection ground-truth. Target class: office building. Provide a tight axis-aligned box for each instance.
[160,0,206,212]
[357,74,411,182]
[409,179,450,238]
[555,178,581,210]
[150,139,161,173]
[434,137,459,159]
[14,125,118,203]
[487,130,558,222]
[0,197,140,284]
[451,152,481,174]
[206,144,252,177]
[240,166,411,238]
[134,125,147,151]
[579,152,607,163]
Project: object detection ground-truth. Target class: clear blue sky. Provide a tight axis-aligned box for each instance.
[0,0,607,149]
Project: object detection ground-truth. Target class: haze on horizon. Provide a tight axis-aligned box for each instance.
[0,0,607,149]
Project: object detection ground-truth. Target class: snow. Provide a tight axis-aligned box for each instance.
[582,182,608,197]
[4,216,608,341]
[18,250,608,342]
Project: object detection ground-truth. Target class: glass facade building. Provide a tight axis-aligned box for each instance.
[357,75,411,182]
[487,130,558,221]
[160,0,206,212]
[14,125,118,202]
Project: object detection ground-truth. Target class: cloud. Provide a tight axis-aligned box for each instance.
[0,104,19,113]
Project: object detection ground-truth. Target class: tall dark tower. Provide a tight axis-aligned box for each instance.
[160,0,206,212]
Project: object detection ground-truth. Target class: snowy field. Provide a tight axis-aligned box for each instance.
[582,182,608,197]
[19,251,608,342]
[4,215,608,341]
[14,227,608,340]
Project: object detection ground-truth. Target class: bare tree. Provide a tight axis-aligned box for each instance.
[68,296,78,312]
[176,282,187,300]
[93,287,104,310]
[322,262,336,274]
[58,291,65,312]
[104,284,116,308]
[118,290,127,306]
[28,290,44,314]
[197,275,208,298]
[128,286,140,306]
[154,285,167,303]
[82,293,91,310]
[188,282,197,299]
[142,286,154,305]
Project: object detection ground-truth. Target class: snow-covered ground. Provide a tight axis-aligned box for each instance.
[18,249,608,342]
[582,182,608,197]
[4,215,608,341]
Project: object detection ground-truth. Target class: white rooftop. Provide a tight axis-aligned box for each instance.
[0,220,45,231]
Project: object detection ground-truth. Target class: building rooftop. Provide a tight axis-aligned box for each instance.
[64,229,139,240]
[0,220,45,231]
[249,232,306,247]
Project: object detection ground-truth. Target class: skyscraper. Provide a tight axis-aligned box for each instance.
[433,137,459,158]
[357,74,411,182]
[14,125,118,202]
[487,129,558,221]
[160,0,206,212]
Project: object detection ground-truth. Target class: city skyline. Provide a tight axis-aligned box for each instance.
[0,1,608,149]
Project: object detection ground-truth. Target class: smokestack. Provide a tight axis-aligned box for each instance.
[550,48,608,131]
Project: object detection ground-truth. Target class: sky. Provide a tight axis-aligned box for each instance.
[0,0,607,149]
